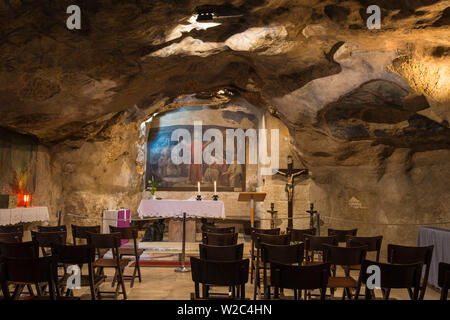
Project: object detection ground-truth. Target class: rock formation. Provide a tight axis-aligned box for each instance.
[0,1,448,251]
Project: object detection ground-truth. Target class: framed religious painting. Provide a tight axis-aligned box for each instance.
[145,125,246,192]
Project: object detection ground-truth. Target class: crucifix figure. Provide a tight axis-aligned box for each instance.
[276,155,308,229]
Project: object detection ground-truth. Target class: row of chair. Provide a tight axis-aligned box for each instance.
[196,226,446,300]
[0,224,144,300]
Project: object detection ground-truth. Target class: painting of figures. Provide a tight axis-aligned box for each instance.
[145,125,245,191]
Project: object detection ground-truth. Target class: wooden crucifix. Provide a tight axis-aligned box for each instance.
[276,155,308,229]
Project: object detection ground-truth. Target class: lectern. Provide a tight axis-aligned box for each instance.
[238,192,266,228]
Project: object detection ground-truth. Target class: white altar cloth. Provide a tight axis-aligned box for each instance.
[137,199,225,219]
[0,207,50,225]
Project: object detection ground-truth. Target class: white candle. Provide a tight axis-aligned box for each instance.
[214,181,217,194]
[198,181,200,194]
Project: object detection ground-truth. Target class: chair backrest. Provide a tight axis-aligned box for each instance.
[360,260,423,298]
[0,256,56,300]
[37,225,67,233]
[199,244,243,261]
[305,235,338,252]
[387,244,433,266]
[0,232,22,243]
[31,230,67,248]
[261,243,304,265]
[255,234,290,249]
[51,243,94,265]
[202,232,238,246]
[323,244,367,266]
[0,241,39,258]
[0,224,24,237]
[327,228,358,242]
[190,257,249,287]
[438,262,450,300]
[286,227,316,242]
[109,226,138,240]
[346,235,383,261]
[71,225,101,244]
[204,226,235,234]
[87,232,121,250]
[250,227,280,241]
[270,262,330,296]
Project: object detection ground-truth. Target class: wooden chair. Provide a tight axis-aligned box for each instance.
[37,225,67,233]
[51,243,106,299]
[204,226,235,233]
[250,228,280,284]
[438,262,450,300]
[31,230,67,257]
[0,224,24,238]
[71,225,101,245]
[304,235,338,264]
[199,244,244,297]
[327,228,358,243]
[109,226,144,288]
[346,235,383,262]
[0,241,40,297]
[0,232,22,243]
[199,244,243,261]
[356,259,423,300]
[87,232,129,300]
[286,227,316,242]
[190,257,249,300]
[270,262,330,300]
[71,225,103,259]
[387,244,433,300]
[202,232,238,246]
[254,234,290,299]
[323,244,367,299]
[0,256,58,300]
[261,243,304,299]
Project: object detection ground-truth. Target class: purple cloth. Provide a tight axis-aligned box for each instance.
[417,227,450,288]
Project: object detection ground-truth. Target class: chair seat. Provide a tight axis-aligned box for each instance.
[327,276,358,288]
[94,258,130,268]
[119,248,145,256]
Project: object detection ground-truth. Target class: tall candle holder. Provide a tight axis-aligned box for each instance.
[212,194,219,201]
[196,195,202,201]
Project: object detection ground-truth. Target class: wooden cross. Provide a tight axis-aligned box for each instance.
[266,202,278,229]
[276,156,308,229]
[306,203,317,230]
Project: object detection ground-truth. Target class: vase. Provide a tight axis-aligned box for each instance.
[150,194,156,200]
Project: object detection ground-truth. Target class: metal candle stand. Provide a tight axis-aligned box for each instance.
[175,211,190,272]
[212,194,219,201]
[196,195,202,201]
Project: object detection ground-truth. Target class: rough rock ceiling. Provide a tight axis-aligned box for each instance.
[0,0,449,157]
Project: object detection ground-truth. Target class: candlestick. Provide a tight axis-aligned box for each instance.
[214,181,217,194]
[197,181,200,194]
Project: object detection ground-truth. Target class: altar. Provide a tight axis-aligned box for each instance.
[137,199,225,271]
[137,199,225,219]
[0,206,49,225]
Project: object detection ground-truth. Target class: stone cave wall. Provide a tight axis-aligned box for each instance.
[308,148,450,260]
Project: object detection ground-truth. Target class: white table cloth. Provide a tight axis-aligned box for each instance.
[0,207,50,225]
[137,199,225,219]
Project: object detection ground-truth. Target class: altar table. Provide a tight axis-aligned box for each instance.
[0,206,49,225]
[137,199,225,219]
